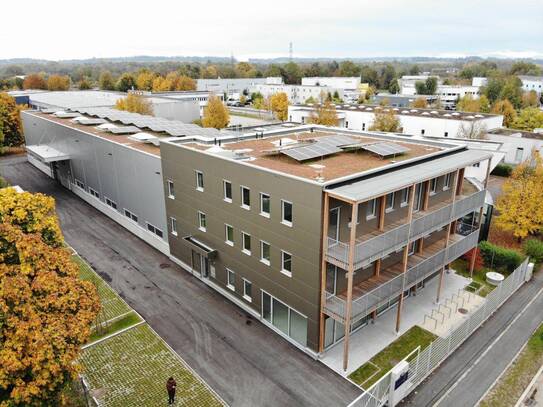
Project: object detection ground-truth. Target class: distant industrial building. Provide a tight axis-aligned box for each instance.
[372,94,438,108]
[255,84,345,104]
[196,77,283,96]
[519,75,543,94]
[288,103,503,138]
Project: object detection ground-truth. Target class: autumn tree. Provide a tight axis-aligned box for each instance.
[495,151,543,240]
[0,188,100,405]
[152,76,172,92]
[235,62,256,78]
[136,70,155,91]
[115,93,153,115]
[116,73,137,92]
[47,75,71,91]
[0,92,24,148]
[202,65,218,79]
[457,95,484,112]
[98,70,115,90]
[175,74,196,91]
[22,73,47,90]
[78,77,92,90]
[369,108,401,132]
[410,97,428,108]
[269,92,289,121]
[202,95,229,129]
[308,101,339,126]
[521,91,540,108]
[510,107,543,132]
[491,99,517,127]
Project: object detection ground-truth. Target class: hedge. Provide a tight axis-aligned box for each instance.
[491,163,513,177]
[523,239,543,264]
[478,241,523,273]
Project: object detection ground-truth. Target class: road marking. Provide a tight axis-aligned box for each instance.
[434,282,543,406]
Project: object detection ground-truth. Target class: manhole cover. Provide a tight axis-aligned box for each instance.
[159,263,170,269]
[458,308,468,314]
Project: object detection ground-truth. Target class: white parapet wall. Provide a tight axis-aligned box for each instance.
[27,154,53,178]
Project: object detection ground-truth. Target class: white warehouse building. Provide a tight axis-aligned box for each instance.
[288,104,503,139]
[519,76,543,94]
[301,77,361,90]
[196,77,283,95]
[255,84,344,104]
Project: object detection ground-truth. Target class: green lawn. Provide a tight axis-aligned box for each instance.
[481,323,543,407]
[349,326,437,388]
[72,255,132,324]
[88,312,143,343]
[79,324,224,407]
[451,258,496,298]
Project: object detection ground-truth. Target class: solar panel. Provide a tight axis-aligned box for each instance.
[77,118,107,126]
[107,126,141,134]
[362,142,410,157]
[281,135,358,161]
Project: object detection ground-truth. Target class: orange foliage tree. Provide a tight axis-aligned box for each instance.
[0,188,100,405]
[47,75,71,91]
[22,74,47,90]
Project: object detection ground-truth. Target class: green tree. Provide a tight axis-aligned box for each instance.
[283,62,302,84]
[78,77,92,90]
[388,79,400,94]
[415,81,427,95]
[116,73,137,92]
[509,61,542,76]
[338,60,361,77]
[360,65,379,87]
[98,71,115,90]
[510,107,543,131]
[379,64,396,89]
[425,77,438,95]
[499,76,523,109]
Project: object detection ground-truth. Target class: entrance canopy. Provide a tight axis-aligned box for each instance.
[26,145,71,163]
[182,236,217,260]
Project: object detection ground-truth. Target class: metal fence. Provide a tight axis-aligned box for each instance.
[325,190,486,269]
[348,257,529,407]
[324,230,479,322]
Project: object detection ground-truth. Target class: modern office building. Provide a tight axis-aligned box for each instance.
[301,77,361,90]
[196,77,283,95]
[288,103,503,139]
[486,128,543,164]
[254,84,345,104]
[159,127,491,369]
[519,75,543,95]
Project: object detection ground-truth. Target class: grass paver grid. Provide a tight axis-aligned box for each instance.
[80,323,223,407]
[481,323,543,407]
[72,254,132,323]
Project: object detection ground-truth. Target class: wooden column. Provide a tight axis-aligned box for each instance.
[374,258,382,277]
[342,201,358,371]
[456,168,465,196]
[437,169,461,303]
[379,195,386,231]
[318,193,330,353]
[395,184,416,334]
[423,180,430,210]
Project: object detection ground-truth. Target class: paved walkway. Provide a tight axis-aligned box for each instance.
[322,272,469,376]
[0,156,361,407]
[517,366,543,407]
[403,269,543,407]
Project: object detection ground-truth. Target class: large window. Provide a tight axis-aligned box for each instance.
[385,192,395,213]
[170,217,177,236]
[515,147,524,163]
[147,223,163,238]
[366,198,377,219]
[281,200,293,226]
[226,269,235,290]
[225,224,234,246]
[430,178,437,195]
[261,291,308,347]
[260,193,271,217]
[124,208,138,223]
[195,170,204,191]
[241,186,251,209]
[281,250,292,276]
[243,279,252,302]
[105,197,117,210]
[443,173,452,190]
[400,188,409,207]
[89,188,100,199]
[223,180,232,202]
[167,180,175,199]
[242,232,251,255]
[75,179,85,189]
[198,211,207,232]
[260,241,271,266]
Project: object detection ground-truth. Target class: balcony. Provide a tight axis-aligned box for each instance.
[325,188,485,270]
[323,228,480,323]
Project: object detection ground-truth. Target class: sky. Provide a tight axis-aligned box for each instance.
[1,0,542,61]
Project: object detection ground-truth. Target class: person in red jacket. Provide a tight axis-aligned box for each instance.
[166,377,177,405]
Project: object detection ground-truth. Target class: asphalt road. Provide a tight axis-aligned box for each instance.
[0,155,361,407]
[403,267,543,407]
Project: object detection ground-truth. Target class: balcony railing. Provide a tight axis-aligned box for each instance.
[325,189,485,269]
[323,229,480,323]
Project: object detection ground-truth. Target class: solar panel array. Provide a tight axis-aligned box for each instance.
[281,135,358,161]
[362,142,410,157]
[77,118,107,126]
[107,126,141,135]
[72,107,222,138]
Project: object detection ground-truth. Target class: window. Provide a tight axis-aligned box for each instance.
[515,147,524,163]
[362,123,366,131]
[260,241,271,265]
[400,188,409,207]
[281,250,292,276]
[147,223,163,238]
[225,224,234,246]
[385,192,395,212]
[281,200,293,226]
[223,180,232,202]
[261,291,307,346]
[241,186,251,209]
[430,178,437,195]
[75,179,85,189]
[242,232,251,255]
[198,211,207,232]
[195,170,204,191]
[443,173,452,190]
[421,129,425,135]
[413,183,423,212]
[167,180,175,199]
[444,131,448,137]
[89,188,100,199]
[345,121,349,128]
[170,217,177,236]
[226,269,235,290]
[472,162,480,168]
[260,193,271,217]
[366,198,377,219]
[243,279,252,302]
[124,209,138,222]
[105,197,117,210]
[408,240,420,255]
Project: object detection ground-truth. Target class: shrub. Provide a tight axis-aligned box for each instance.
[523,239,543,264]
[491,163,513,177]
[463,248,484,271]
[478,240,523,273]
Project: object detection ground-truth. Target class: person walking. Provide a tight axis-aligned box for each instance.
[166,377,177,405]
